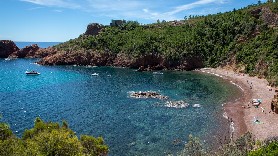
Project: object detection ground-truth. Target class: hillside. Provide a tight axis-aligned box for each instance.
[37,2,278,85]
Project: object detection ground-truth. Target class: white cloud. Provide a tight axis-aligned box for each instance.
[27,6,44,10]
[86,0,145,12]
[166,0,226,16]
[21,0,80,9]
[138,0,230,21]
[53,9,63,12]
[20,0,230,22]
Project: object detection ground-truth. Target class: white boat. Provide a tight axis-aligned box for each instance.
[153,71,164,75]
[4,57,15,61]
[192,104,201,108]
[91,73,99,76]
[25,71,40,76]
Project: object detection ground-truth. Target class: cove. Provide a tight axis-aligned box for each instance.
[0,59,241,155]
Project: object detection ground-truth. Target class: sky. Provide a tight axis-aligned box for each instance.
[0,0,267,42]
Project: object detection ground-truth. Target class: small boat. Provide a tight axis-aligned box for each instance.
[152,71,164,75]
[4,57,16,61]
[192,104,201,108]
[91,73,99,76]
[25,71,40,76]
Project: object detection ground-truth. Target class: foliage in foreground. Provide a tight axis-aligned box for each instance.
[179,132,278,156]
[0,118,108,156]
[249,137,278,156]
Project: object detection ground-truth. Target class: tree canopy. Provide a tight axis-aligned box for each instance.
[0,118,108,156]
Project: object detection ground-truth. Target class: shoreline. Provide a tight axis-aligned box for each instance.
[199,67,277,141]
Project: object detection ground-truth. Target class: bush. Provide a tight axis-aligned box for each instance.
[0,118,109,156]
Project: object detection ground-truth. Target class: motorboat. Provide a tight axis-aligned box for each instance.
[91,73,99,76]
[25,71,40,76]
[152,71,164,75]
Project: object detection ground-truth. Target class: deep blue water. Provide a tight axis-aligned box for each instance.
[15,42,61,48]
[0,59,240,155]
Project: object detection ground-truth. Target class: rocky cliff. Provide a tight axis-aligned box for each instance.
[9,44,57,58]
[0,40,19,58]
[38,50,115,66]
[84,23,104,36]
[10,44,40,58]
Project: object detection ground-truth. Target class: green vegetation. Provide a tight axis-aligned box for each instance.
[0,118,108,156]
[249,139,278,155]
[50,1,278,85]
[179,132,278,156]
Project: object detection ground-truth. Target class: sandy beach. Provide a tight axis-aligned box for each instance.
[198,67,277,141]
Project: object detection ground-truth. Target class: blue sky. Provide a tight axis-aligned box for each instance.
[0,0,267,42]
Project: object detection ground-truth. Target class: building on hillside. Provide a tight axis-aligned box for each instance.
[110,20,126,27]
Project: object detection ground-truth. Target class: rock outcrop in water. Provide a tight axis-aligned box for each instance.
[165,100,189,108]
[10,44,40,58]
[0,40,58,59]
[9,45,58,59]
[0,40,19,58]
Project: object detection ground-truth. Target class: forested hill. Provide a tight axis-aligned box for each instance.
[39,2,278,85]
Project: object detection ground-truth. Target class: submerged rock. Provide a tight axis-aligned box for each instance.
[165,100,189,108]
[129,91,168,100]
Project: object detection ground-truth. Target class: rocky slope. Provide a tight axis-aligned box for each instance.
[0,40,19,58]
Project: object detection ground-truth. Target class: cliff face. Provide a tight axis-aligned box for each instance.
[9,44,57,58]
[0,40,19,58]
[10,44,40,58]
[38,51,115,66]
[38,51,204,71]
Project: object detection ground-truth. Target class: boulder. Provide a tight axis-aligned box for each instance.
[0,40,19,58]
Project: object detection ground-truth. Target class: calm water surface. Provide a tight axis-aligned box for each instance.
[0,59,240,155]
[15,42,61,48]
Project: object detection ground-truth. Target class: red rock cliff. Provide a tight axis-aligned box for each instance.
[0,40,19,58]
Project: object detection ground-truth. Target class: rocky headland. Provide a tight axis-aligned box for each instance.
[0,40,19,58]
[0,40,58,59]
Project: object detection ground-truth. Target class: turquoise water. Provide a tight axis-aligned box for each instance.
[15,42,61,48]
[0,59,240,155]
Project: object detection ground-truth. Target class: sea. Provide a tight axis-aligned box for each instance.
[15,42,61,48]
[0,42,242,155]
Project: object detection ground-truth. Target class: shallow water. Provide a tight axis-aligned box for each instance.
[0,59,240,155]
